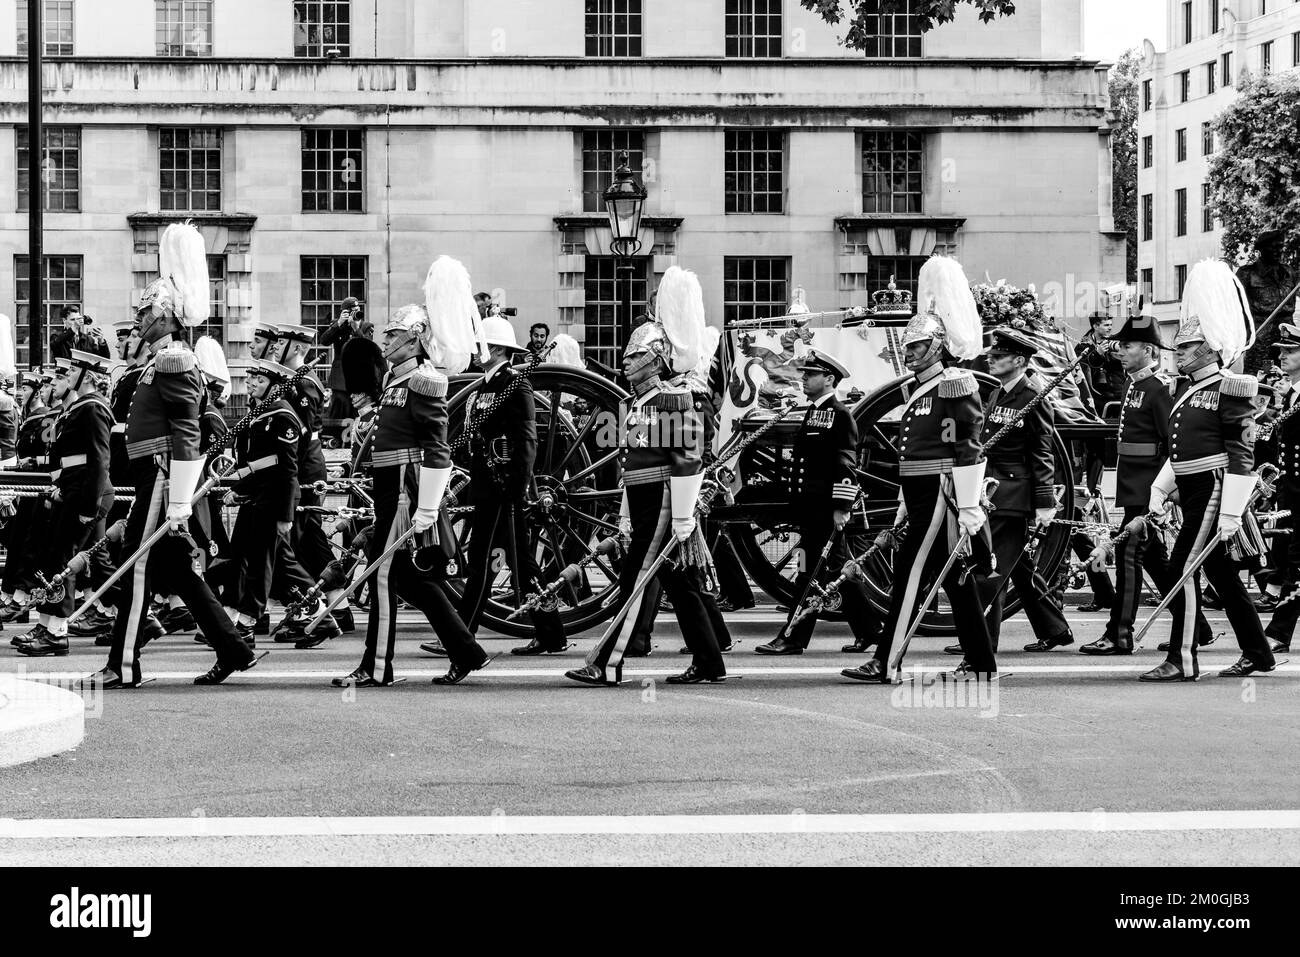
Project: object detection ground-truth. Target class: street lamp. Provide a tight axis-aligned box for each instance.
[602,151,647,363]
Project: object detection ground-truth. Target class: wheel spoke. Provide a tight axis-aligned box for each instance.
[552,518,619,587]
[565,503,618,534]
[564,448,621,487]
[541,390,562,471]
[568,488,622,503]
[552,410,598,476]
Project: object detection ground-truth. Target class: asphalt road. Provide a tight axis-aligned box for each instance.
[1,605,1298,865]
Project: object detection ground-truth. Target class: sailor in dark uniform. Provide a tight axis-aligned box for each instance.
[0,371,59,623]
[1140,260,1276,682]
[275,324,335,577]
[1261,324,1300,652]
[964,328,1072,655]
[565,266,729,687]
[86,223,262,688]
[1079,315,1213,655]
[15,351,114,656]
[843,255,997,683]
[332,260,493,688]
[756,349,879,656]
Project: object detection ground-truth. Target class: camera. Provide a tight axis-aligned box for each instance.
[491,306,518,318]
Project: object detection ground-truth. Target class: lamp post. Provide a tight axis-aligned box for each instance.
[26,0,43,368]
[602,151,647,365]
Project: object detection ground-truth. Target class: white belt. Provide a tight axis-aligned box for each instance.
[312,431,321,441]
[60,454,87,468]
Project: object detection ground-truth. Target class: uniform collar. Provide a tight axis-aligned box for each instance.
[1129,363,1158,383]
[386,357,422,386]
[915,363,943,385]
[810,391,835,409]
[483,360,509,383]
[1190,362,1221,382]
[632,384,663,410]
[999,373,1026,394]
[1289,377,1300,396]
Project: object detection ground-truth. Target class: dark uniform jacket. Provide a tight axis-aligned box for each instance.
[1114,364,1175,510]
[467,361,537,497]
[201,398,228,457]
[1274,384,1300,505]
[109,365,145,483]
[287,371,328,484]
[896,365,984,477]
[621,387,703,487]
[124,344,204,464]
[16,408,57,467]
[372,360,452,473]
[980,374,1056,514]
[231,397,302,523]
[1168,365,1257,478]
[50,392,113,519]
[1078,330,1126,415]
[785,392,859,512]
[348,403,379,475]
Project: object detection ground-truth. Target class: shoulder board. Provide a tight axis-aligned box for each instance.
[938,368,978,399]
[153,347,198,375]
[409,364,449,398]
[649,391,693,412]
[1219,372,1258,398]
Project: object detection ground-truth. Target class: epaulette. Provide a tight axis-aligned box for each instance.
[408,364,449,398]
[649,391,693,412]
[938,368,978,399]
[1220,372,1258,399]
[153,345,197,375]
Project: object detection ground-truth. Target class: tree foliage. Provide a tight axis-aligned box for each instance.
[801,0,1017,48]
[1209,71,1300,360]
[1108,49,1140,283]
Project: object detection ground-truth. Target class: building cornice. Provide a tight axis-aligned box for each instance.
[0,56,1110,69]
[127,212,258,230]
[554,215,683,232]
[835,215,967,232]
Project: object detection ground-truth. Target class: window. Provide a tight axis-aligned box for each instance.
[1182,1,1192,44]
[1141,135,1153,169]
[200,255,226,344]
[859,0,922,58]
[1202,121,1214,155]
[160,127,222,211]
[585,0,642,57]
[581,130,645,213]
[1294,31,1300,68]
[301,256,367,377]
[1176,264,1188,299]
[302,128,364,212]
[725,130,785,214]
[583,256,649,371]
[1175,128,1187,162]
[866,255,928,305]
[724,257,789,327]
[16,125,80,213]
[1222,51,1233,86]
[1179,70,1191,102]
[725,0,782,58]
[156,1,211,57]
[862,130,923,214]
[1210,3,1220,34]
[14,255,82,368]
[1142,79,1152,111]
[1142,193,1153,242]
[16,1,75,56]
[1202,182,1214,232]
[1140,268,1153,302]
[293,1,350,57]
[1175,188,1188,237]
[1262,40,1274,73]
[1206,60,1216,94]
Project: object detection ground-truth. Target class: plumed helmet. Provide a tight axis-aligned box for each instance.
[685,325,722,394]
[549,333,585,369]
[1177,259,1255,366]
[907,256,983,361]
[423,256,488,375]
[625,266,705,378]
[0,314,15,380]
[157,222,210,328]
[194,335,230,384]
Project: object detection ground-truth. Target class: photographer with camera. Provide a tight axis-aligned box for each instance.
[320,297,365,424]
[50,306,110,361]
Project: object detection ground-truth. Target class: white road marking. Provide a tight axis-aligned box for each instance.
[2,809,1298,839]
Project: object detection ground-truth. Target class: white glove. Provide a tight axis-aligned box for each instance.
[1034,507,1055,529]
[167,458,204,528]
[1148,460,1176,514]
[1088,544,1109,572]
[957,506,986,538]
[670,474,704,543]
[414,466,452,533]
[1218,513,1242,542]
[672,517,697,542]
[618,489,632,540]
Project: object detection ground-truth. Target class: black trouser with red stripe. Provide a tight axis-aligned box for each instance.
[1163,472,1274,676]
[871,474,995,675]
[1103,509,1212,649]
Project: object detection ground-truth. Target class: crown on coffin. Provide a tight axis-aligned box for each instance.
[871,276,913,315]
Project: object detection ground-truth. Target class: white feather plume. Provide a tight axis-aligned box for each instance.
[423,256,485,375]
[1180,259,1255,366]
[158,222,210,328]
[194,335,230,383]
[693,326,721,381]
[654,266,705,375]
[0,314,15,378]
[549,333,585,369]
[916,255,982,361]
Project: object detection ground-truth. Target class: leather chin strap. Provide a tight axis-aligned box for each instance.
[904,338,944,372]
[1176,342,1219,373]
[382,330,419,363]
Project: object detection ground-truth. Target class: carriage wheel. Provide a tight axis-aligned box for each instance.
[730,373,1075,636]
[443,365,631,638]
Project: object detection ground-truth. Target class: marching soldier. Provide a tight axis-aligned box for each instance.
[0,370,59,623]
[964,328,1072,654]
[1261,324,1300,653]
[87,222,262,688]
[332,258,493,688]
[217,359,307,640]
[1078,314,1214,656]
[755,349,880,656]
[15,350,114,656]
[1140,260,1276,682]
[565,266,730,687]
[843,255,996,684]
[449,315,569,657]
